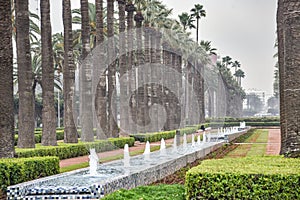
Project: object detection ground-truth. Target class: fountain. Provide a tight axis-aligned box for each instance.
[183,133,187,149]
[160,138,166,155]
[203,132,206,143]
[7,127,250,199]
[89,148,99,176]
[123,144,130,167]
[191,134,195,147]
[197,135,201,145]
[143,141,151,160]
[172,135,177,152]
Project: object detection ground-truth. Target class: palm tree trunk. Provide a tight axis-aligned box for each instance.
[135,11,145,132]
[118,0,128,136]
[95,0,108,139]
[277,0,287,155]
[80,0,94,142]
[63,0,78,143]
[107,0,118,137]
[15,0,35,148]
[0,0,15,158]
[126,2,136,133]
[41,0,57,146]
[282,0,300,157]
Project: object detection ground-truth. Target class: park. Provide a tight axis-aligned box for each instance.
[0,0,299,199]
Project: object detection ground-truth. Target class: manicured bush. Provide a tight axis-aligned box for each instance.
[15,137,135,160]
[130,124,208,143]
[102,184,185,200]
[14,130,65,145]
[207,117,280,123]
[185,157,300,199]
[0,156,59,191]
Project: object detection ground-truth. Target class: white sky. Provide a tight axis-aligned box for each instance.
[29,0,277,96]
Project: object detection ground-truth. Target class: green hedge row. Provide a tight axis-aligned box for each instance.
[130,124,208,143]
[14,130,65,145]
[15,137,135,160]
[0,156,59,191]
[209,121,279,128]
[185,157,300,199]
[207,116,280,123]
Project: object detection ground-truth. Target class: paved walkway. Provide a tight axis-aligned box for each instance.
[60,129,281,168]
[266,129,281,155]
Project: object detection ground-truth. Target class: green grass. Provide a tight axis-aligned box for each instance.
[102,184,185,200]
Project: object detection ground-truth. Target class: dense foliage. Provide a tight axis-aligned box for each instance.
[185,157,300,199]
[0,156,59,191]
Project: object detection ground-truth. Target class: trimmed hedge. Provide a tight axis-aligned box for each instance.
[130,124,207,143]
[185,157,300,199]
[0,156,59,191]
[209,121,279,128]
[207,117,280,123]
[15,137,135,160]
[14,130,65,145]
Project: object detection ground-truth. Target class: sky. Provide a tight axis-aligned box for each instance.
[29,0,278,97]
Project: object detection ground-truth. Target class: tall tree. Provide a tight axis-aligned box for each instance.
[118,0,128,135]
[190,4,206,43]
[0,0,15,158]
[178,12,195,31]
[63,0,78,143]
[280,0,300,157]
[80,0,94,142]
[107,0,118,137]
[15,0,35,148]
[41,0,57,146]
[95,0,108,139]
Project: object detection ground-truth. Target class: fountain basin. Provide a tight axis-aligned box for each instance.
[7,128,248,199]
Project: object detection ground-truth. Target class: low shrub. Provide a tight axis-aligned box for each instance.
[206,117,280,123]
[15,137,135,160]
[102,184,185,200]
[130,124,207,143]
[0,157,59,191]
[185,157,300,199]
[14,130,65,145]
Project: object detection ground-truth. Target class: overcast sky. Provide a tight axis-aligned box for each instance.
[29,0,277,96]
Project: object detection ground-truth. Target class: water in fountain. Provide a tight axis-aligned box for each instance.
[123,144,130,167]
[183,133,187,149]
[160,138,166,155]
[203,132,206,143]
[89,148,99,176]
[172,135,177,152]
[143,141,151,160]
[191,134,195,147]
[197,135,201,145]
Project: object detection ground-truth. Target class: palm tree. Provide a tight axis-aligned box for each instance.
[95,0,108,139]
[190,4,206,43]
[200,40,217,55]
[234,69,245,86]
[277,0,286,155]
[118,0,128,135]
[63,0,78,143]
[0,0,15,158]
[107,0,118,137]
[40,0,57,146]
[232,60,241,73]
[278,0,300,157]
[80,0,94,142]
[126,1,136,133]
[222,56,232,68]
[178,12,195,31]
[15,0,35,148]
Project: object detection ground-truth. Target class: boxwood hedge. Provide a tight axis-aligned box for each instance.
[15,137,135,160]
[0,156,59,191]
[185,157,300,199]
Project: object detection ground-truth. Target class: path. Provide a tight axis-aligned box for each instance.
[266,128,281,155]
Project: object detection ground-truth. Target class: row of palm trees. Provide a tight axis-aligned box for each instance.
[0,0,245,158]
